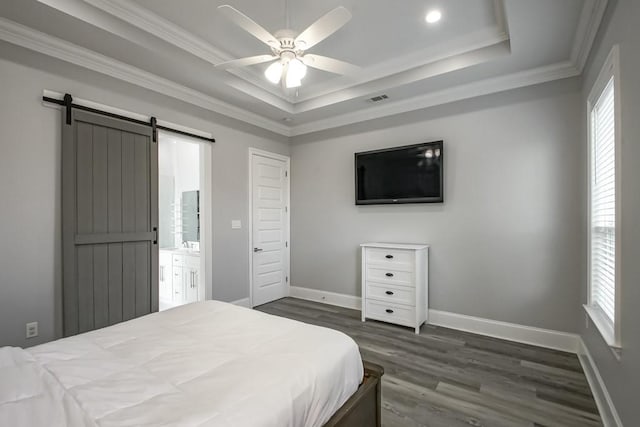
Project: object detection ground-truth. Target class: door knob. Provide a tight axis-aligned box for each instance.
[254,248,263,252]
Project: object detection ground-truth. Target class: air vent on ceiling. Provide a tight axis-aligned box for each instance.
[368,94,389,103]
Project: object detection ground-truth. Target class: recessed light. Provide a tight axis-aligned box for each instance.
[425,10,442,24]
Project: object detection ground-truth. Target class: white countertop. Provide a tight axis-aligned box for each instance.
[160,248,200,256]
[360,242,429,250]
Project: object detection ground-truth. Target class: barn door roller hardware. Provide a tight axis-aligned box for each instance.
[44,93,215,143]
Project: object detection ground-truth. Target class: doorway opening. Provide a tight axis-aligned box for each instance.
[158,132,211,310]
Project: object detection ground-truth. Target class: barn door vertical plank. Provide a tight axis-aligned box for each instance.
[134,135,151,316]
[92,125,109,329]
[107,128,123,325]
[121,132,137,321]
[76,121,95,333]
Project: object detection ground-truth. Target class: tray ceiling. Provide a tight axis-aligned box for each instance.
[0,0,607,136]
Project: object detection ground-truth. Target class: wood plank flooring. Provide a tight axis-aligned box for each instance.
[256,297,601,427]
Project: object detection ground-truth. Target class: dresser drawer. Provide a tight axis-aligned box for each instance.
[365,248,414,271]
[366,282,416,306]
[365,300,415,327]
[367,267,414,287]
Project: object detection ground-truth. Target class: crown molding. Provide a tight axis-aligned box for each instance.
[69,0,512,111]
[222,73,295,114]
[293,25,510,105]
[36,0,293,106]
[570,0,608,72]
[82,0,226,64]
[1,0,609,138]
[79,0,292,102]
[295,27,510,108]
[492,0,510,39]
[0,17,291,136]
[290,61,580,136]
[292,40,511,115]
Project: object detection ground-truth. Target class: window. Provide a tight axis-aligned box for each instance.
[585,46,621,350]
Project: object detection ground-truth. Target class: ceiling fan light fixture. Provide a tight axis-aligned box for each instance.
[284,58,307,88]
[265,61,283,84]
[288,58,307,81]
[425,10,442,24]
[218,5,358,90]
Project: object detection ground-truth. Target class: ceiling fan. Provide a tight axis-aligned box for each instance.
[215,4,359,89]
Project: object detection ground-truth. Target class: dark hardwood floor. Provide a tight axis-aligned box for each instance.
[256,297,601,427]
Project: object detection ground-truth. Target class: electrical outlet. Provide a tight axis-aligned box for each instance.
[26,322,38,339]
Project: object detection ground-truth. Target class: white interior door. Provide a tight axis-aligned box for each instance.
[250,150,289,307]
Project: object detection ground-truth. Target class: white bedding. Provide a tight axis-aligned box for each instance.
[0,301,363,427]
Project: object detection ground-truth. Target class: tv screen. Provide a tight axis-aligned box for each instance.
[355,141,443,205]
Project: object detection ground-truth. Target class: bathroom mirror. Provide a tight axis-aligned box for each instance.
[182,190,200,244]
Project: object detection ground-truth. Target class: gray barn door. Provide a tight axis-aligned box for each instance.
[62,110,158,336]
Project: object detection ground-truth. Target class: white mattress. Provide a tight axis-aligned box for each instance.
[0,301,363,427]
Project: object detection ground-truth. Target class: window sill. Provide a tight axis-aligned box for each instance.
[583,305,622,360]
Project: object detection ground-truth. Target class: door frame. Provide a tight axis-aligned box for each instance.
[200,142,214,301]
[157,131,213,305]
[248,148,290,308]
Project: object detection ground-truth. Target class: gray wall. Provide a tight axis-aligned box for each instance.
[580,0,640,425]
[0,45,289,348]
[290,78,584,334]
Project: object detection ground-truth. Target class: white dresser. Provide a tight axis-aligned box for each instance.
[360,243,429,334]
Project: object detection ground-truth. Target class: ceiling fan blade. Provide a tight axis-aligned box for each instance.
[215,55,278,69]
[302,54,360,75]
[218,5,279,48]
[294,7,351,50]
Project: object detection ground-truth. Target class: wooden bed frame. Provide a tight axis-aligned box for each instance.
[323,361,384,427]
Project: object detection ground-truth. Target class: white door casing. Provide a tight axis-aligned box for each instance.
[249,149,290,307]
[158,132,212,307]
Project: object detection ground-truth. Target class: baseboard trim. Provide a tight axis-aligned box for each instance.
[290,286,361,310]
[289,286,579,353]
[230,297,251,308]
[428,309,580,353]
[577,339,623,427]
[289,287,622,423]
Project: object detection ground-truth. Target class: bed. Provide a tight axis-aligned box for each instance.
[0,301,382,427]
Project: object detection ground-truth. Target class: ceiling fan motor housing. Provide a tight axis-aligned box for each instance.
[279,37,297,50]
[217,5,358,83]
[279,50,297,63]
[273,29,304,54]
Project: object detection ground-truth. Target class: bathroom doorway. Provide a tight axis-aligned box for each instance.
[158,132,211,310]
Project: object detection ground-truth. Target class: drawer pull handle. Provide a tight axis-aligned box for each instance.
[385,309,394,314]
[385,255,394,259]
[385,291,394,295]
[385,273,394,277]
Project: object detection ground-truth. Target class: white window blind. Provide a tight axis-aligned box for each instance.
[590,77,616,325]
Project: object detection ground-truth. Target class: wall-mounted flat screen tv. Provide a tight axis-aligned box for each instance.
[355,141,443,205]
